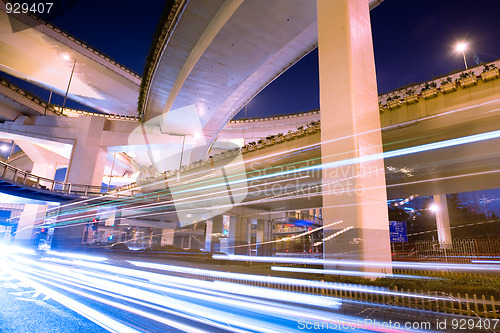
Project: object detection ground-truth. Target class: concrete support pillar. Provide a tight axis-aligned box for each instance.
[433,194,452,247]
[161,229,175,246]
[248,218,257,255]
[15,204,46,247]
[227,216,237,255]
[212,215,223,252]
[204,216,223,252]
[229,216,250,255]
[204,219,212,252]
[256,219,271,256]
[66,116,107,186]
[318,0,391,273]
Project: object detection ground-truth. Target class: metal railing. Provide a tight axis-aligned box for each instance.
[392,239,500,264]
[0,160,103,197]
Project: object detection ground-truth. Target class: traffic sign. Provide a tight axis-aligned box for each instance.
[389,221,408,242]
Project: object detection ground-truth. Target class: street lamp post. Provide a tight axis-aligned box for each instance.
[455,42,468,70]
[62,55,76,111]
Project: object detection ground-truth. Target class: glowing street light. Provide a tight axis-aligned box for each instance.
[429,204,439,213]
[1,140,15,160]
[455,41,468,70]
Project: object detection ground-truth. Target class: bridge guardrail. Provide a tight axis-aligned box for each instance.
[0,160,103,197]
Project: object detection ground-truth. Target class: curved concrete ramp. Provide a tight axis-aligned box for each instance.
[0,3,140,116]
[141,0,382,166]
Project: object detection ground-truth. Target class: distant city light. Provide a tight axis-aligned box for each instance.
[429,204,439,212]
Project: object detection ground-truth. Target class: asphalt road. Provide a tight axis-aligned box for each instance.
[0,266,108,333]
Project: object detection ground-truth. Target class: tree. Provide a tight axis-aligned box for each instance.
[447,193,499,239]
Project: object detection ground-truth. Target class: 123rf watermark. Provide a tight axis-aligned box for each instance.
[298,318,499,331]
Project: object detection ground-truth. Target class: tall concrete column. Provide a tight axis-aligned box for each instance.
[212,215,223,252]
[228,215,250,255]
[256,219,271,256]
[66,116,107,186]
[204,219,213,252]
[161,229,175,246]
[204,215,224,252]
[433,194,452,247]
[15,204,46,246]
[14,141,67,247]
[318,0,391,273]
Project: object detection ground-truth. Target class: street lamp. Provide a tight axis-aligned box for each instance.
[429,204,439,213]
[61,54,76,111]
[455,42,468,70]
[0,141,15,159]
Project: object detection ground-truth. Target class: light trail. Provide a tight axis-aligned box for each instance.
[18,97,500,228]
[46,251,108,262]
[49,174,310,225]
[212,254,500,273]
[0,249,430,332]
[13,262,213,333]
[94,128,500,205]
[127,260,444,302]
[2,261,139,333]
[16,118,500,257]
[102,128,500,216]
[230,221,343,249]
[35,165,500,251]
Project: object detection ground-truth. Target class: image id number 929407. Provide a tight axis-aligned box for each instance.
[5,2,53,15]
[450,318,498,330]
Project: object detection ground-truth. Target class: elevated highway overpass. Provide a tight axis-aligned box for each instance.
[0,2,140,116]
[137,0,384,170]
[0,77,55,121]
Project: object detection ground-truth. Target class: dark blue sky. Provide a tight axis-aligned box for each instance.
[15,0,500,119]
